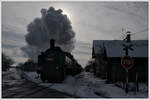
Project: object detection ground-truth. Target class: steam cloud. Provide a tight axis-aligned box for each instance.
[21,7,76,61]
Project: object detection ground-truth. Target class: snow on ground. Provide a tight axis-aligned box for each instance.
[2,68,22,80]
[23,71,148,98]
[2,68,23,86]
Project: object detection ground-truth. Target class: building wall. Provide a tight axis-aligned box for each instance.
[108,57,148,82]
[94,55,107,78]
[94,57,148,82]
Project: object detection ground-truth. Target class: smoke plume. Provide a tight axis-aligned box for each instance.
[21,7,76,61]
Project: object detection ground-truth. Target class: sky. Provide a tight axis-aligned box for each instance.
[2,1,148,67]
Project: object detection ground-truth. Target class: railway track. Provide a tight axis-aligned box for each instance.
[2,69,75,98]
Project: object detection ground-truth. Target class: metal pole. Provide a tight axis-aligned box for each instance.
[136,72,139,92]
[125,69,128,93]
[126,47,128,56]
[125,46,128,93]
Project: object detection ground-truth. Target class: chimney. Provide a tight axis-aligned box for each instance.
[50,39,55,49]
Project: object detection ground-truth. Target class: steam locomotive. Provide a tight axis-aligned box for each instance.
[37,39,83,83]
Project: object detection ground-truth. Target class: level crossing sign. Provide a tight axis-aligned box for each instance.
[121,56,134,69]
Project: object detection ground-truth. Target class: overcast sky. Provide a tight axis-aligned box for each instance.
[2,2,148,67]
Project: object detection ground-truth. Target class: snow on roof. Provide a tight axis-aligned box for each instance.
[93,40,148,58]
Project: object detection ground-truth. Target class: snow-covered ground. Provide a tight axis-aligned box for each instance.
[2,68,22,80]
[2,68,24,87]
[23,71,148,98]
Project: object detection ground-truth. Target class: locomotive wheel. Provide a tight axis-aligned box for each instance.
[63,67,66,80]
[40,74,46,83]
[41,77,46,83]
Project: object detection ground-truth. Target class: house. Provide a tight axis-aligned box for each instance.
[92,40,148,82]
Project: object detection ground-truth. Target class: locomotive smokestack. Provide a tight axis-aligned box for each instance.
[50,39,55,49]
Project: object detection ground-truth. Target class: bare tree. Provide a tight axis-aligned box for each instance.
[2,53,14,71]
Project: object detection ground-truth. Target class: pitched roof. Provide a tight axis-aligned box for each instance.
[93,40,148,58]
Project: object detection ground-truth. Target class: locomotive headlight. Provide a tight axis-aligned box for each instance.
[56,66,59,70]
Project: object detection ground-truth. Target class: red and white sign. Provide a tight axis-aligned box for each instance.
[47,54,54,61]
[121,56,134,69]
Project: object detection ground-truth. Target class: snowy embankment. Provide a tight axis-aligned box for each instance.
[2,68,23,87]
[3,68,21,80]
[23,71,148,98]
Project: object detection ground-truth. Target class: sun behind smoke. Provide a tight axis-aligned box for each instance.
[21,7,76,61]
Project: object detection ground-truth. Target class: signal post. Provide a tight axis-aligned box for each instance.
[122,32,134,93]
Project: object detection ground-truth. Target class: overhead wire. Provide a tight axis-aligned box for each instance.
[130,28,148,36]
[114,28,148,40]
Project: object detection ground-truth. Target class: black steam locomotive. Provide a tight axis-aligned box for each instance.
[37,39,83,83]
